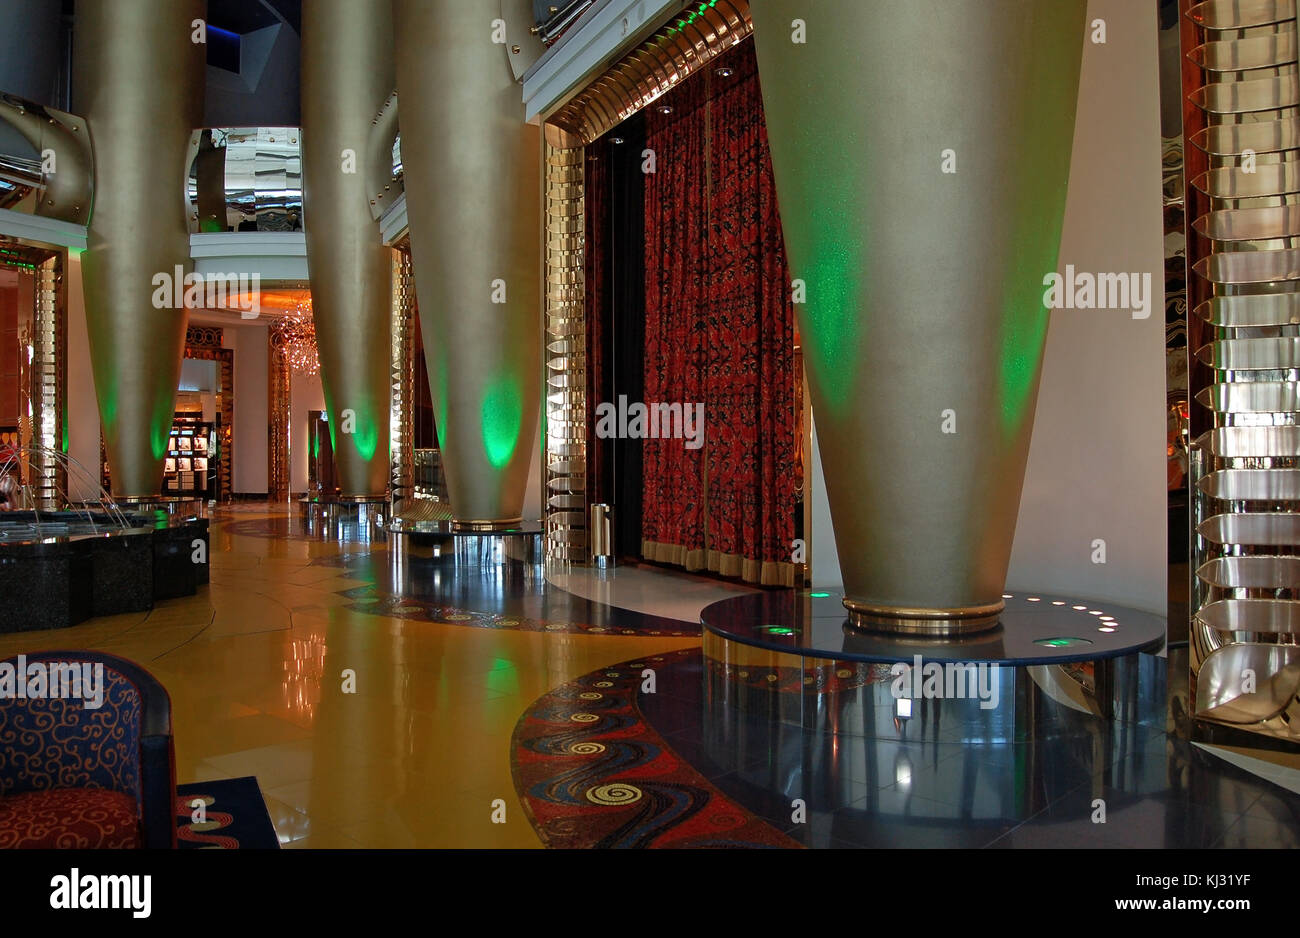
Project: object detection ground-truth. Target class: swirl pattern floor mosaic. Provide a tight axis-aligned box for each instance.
[511,648,798,848]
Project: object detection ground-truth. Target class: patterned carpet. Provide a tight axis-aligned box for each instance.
[176,777,280,849]
[511,649,798,848]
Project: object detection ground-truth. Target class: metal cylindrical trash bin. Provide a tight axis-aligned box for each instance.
[590,503,614,568]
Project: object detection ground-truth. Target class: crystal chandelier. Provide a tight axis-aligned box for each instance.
[275,299,320,375]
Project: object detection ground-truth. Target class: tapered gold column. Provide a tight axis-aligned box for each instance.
[751,0,1086,633]
[393,0,542,528]
[300,0,396,499]
[73,0,205,498]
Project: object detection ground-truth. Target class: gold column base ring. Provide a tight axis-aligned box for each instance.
[843,597,1004,636]
[451,517,524,532]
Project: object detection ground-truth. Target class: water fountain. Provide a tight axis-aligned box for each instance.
[0,444,208,632]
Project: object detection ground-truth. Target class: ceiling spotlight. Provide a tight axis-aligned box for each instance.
[608,136,625,145]
[715,66,734,77]
[657,104,673,114]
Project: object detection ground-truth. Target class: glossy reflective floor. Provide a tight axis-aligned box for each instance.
[640,651,1300,848]
[0,504,703,847]
[0,503,1294,848]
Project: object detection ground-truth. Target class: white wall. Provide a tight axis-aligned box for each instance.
[224,324,270,494]
[811,0,1167,615]
[1005,0,1166,614]
[289,368,325,495]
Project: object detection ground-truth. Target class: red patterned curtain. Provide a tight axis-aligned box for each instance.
[641,43,798,586]
[642,73,709,569]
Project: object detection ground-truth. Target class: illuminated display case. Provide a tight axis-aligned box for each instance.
[163,416,216,496]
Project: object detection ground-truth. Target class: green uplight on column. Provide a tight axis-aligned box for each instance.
[435,355,448,452]
[481,377,522,470]
[151,386,172,461]
[799,194,862,420]
[352,406,379,462]
[997,60,1077,438]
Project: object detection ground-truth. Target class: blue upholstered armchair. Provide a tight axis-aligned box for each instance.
[0,651,176,848]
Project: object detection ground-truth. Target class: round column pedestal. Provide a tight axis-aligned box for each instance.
[844,598,1004,637]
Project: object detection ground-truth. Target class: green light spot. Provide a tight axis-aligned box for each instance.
[1034,637,1092,648]
[481,378,522,469]
[759,625,797,636]
[810,592,830,598]
[353,410,379,461]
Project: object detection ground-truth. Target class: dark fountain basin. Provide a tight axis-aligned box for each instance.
[0,510,209,633]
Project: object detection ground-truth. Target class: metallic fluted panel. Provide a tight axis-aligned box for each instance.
[1188,75,1300,113]
[1194,205,1300,241]
[1188,0,1296,30]
[1196,336,1300,369]
[1199,511,1300,545]
[1196,643,1300,724]
[1189,32,1298,71]
[0,97,92,224]
[1197,555,1300,591]
[1195,293,1300,327]
[547,0,753,146]
[389,246,415,504]
[1191,117,1300,155]
[543,139,587,560]
[1201,425,1300,457]
[1198,598,1300,634]
[750,0,1086,626]
[1196,380,1300,413]
[1199,466,1300,499]
[73,0,205,498]
[1194,247,1300,283]
[393,0,541,528]
[1192,162,1300,199]
[300,0,395,498]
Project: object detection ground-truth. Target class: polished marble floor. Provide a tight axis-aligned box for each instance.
[1,502,1294,849]
[637,651,1300,848]
[0,504,701,847]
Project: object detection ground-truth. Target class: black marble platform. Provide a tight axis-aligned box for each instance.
[701,590,1167,666]
[0,511,209,632]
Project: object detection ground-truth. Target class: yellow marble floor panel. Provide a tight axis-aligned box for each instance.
[0,507,701,848]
